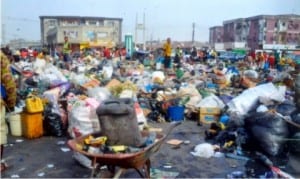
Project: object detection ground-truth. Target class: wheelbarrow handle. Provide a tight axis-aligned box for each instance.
[164,121,182,138]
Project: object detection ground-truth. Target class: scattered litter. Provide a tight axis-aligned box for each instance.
[227,171,245,178]
[151,168,179,178]
[148,127,163,133]
[11,174,20,178]
[18,167,26,172]
[225,153,250,161]
[47,164,54,168]
[183,140,190,145]
[166,139,183,146]
[37,172,45,177]
[60,147,70,152]
[15,139,23,143]
[9,144,14,147]
[230,164,237,168]
[57,141,65,145]
[190,143,215,158]
[163,163,173,169]
[213,152,224,158]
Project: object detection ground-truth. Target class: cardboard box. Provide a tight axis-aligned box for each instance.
[81,79,101,91]
[105,79,121,88]
[199,107,221,124]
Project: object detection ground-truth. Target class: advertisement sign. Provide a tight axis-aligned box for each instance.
[125,34,133,56]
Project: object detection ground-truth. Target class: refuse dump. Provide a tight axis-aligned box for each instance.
[3,43,300,178]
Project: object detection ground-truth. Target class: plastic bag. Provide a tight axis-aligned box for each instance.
[43,103,64,137]
[190,143,215,158]
[68,99,100,138]
[87,87,111,102]
[152,71,165,83]
[276,100,297,116]
[196,94,225,109]
[227,83,285,117]
[103,64,113,79]
[245,112,289,156]
[96,98,143,147]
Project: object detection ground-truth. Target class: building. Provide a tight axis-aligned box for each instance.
[209,14,300,50]
[209,26,224,44]
[40,16,122,49]
[8,38,41,50]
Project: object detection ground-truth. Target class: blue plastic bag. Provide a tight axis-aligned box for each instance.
[1,84,7,99]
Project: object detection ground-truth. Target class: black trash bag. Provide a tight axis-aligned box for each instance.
[25,77,38,87]
[147,110,160,121]
[289,132,300,154]
[245,112,289,156]
[43,103,64,137]
[96,98,144,147]
[289,113,300,135]
[276,100,297,116]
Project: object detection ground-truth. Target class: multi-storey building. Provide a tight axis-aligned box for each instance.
[40,16,122,48]
[209,26,223,44]
[209,14,300,50]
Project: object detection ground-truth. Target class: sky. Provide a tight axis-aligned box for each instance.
[1,0,300,43]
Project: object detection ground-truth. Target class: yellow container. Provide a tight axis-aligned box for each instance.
[199,107,221,124]
[21,112,43,139]
[25,95,44,113]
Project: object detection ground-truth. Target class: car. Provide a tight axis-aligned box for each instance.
[286,53,300,64]
[219,51,245,62]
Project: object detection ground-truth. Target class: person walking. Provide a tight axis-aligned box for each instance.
[163,37,172,73]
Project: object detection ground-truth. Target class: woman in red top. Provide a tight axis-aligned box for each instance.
[268,53,275,69]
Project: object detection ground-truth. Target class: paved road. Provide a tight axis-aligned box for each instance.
[1,120,298,178]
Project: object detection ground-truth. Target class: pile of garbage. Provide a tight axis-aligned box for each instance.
[9,50,300,177]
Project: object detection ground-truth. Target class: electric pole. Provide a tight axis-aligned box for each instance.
[192,22,195,45]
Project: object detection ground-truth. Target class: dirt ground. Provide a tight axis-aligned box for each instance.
[1,120,299,178]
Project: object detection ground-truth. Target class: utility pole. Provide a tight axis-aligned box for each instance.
[150,33,153,50]
[143,12,146,50]
[192,22,195,45]
[135,13,138,46]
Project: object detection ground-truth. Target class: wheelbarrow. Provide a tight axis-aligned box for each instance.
[67,121,181,178]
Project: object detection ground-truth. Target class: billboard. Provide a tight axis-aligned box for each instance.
[125,34,133,55]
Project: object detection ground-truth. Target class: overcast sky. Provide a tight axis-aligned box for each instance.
[1,0,300,43]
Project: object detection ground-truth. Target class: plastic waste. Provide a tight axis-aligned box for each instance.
[43,103,64,137]
[220,114,230,125]
[225,153,250,161]
[245,112,289,156]
[256,105,268,113]
[145,132,156,146]
[196,94,225,109]
[227,83,285,117]
[227,171,246,178]
[190,143,215,158]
